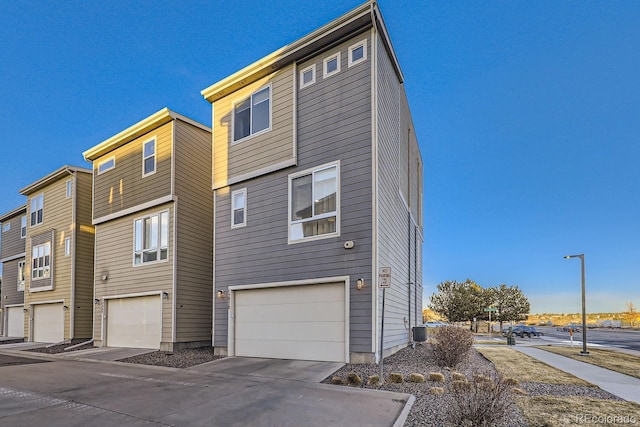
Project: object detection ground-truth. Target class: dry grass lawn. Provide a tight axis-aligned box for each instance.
[535,346,640,379]
[515,395,640,426]
[476,346,592,386]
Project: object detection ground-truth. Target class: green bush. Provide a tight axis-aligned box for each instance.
[430,326,474,367]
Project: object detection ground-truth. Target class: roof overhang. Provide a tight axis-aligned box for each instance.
[0,205,27,222]
[19,166,92,196]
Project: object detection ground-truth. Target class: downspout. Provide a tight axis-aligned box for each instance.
[407,210,411,342]
[68,168,76,339]
[415,225,418,325]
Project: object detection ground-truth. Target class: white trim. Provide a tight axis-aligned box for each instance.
[323,52,341,79]
[97,156,116,175]
[0,252,26,263]
[103,290,166,300]
[17,260,26,292]
[231,83,272,144]
[142,136,157,178]
[92,195,174,225]
[4,303,24,308]
[171,197,177,343]
[299,64,316,89]
[292,66,298,166]
[370,27,380,359]
[64,237,71,256]
[348,38,368,68]
[69,172,76,338]
[2,223,9,232]
[212,158,296,190]
[227,276,350,362]
[30,299,65,305]
[231,188,247,228]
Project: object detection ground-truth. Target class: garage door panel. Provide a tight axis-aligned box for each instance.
[33,304,64,343]
[236,339,345,361]
[236,320,345,341]
[107,296,161,349]
[237,285,342,305]
[236,301,344,323]
[7,307,25,338]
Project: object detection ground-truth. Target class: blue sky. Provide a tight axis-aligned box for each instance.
[1,1,639,314]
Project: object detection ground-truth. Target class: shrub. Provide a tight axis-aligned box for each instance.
[430,326,474,368]
[504,377,520,386]
[367,375,380,386]
[428,372,445,383]
[429,387,445,395]
[409,373,425,383]
[388,372,404,383]
[330,376,344,385]
[346,372,362,386]
[447,369,516,427]
[450,380,472,392]
[452,372,467,382]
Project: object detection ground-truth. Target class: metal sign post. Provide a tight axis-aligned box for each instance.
[484,307,497,339]
[378,267,391,383]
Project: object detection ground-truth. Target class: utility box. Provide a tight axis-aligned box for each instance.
[412,326,427,342]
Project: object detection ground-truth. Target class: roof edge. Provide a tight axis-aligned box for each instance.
[19,165,92,196]
[0,204,27,222]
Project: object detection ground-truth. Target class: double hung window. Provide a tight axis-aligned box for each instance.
[134,211,169,265]
[21,216,26,238]
[143,139,156,176]
[31,242,51,279]
[233,86,271,141]
[231,189,247,228]
[30,194,44,226]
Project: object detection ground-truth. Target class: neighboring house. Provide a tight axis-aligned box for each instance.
[82,108,213,351]
[201,1,423,363]
[0,205,27,338]
[19,166,94,342]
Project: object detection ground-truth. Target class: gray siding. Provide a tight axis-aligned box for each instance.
[1,259,24,307]
[174,120,213,343]
[1,213,26,260]
[73,172,95,338]
[1,209,26,310]
[213,34,374,354]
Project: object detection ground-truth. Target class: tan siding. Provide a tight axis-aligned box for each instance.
[93,203,174,344]
[212,66,295,188]
[92,122,173,219]
[73,172,95,338]
[173,121,213,343]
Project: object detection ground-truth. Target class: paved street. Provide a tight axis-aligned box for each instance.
[529,326,640,351]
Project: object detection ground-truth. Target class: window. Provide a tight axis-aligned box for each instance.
[289,162,339,242]
[348,39,367,67]
[323,53,341,78]
[66,179,72,199]
[17,260,26,291]
[2,223,9,232]
[30,194,44,226]
[31,242,51,279]
[233,86,271,142]
[65,237,71,256]
[21,216,26,238]
[143,138,156,176]
[134,211,169,265]
[231,188,247,228]
[97,156,115,174]
[299,65,316,89]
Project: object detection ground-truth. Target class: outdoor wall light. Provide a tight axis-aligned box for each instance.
[23,308,29,313]
[217,290,226,299]
[94,298,100,304]
[63,305,69,311]
[101,273,108,281]
[356,278,365,290]
[162,291,169,300]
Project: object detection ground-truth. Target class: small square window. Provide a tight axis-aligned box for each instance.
[98,157,115,174]
[2,223,9,232]
[348,39,367,67]
[323,53,341,78]
[299,65,316,89]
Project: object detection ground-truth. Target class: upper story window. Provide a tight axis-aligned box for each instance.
[98,156,115,175]
[134,211,169,265]
[21,216,26,238]
[233,86,271,142]
[348,39,367,67]
[17,260,26,291]
[65,237,71,256]
[143,138,156,176]
[2,223,9,232]
[32,242,51,279]
[66,179,72,199]
[231,188,247,228]
[299,65,316,89]
[323,53,341,78]
[289,162,339,242]
[30,194,44,226]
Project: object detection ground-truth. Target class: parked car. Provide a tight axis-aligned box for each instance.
[424,321,447,328]
[524,326,544,337]
[557,323,581,333]
[502,325,532,338]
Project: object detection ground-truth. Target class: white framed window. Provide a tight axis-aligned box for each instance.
[299,64,316,89]
[289,161,339,243]
[21,216,27,238]
[233,85,271,142]
[134,211,169,265]
[2,223,9,232]
[97,156,115,175]
[30,194,44,226]
[348,39,367,67]
[17,260,26,291]
[65,237,71,256]
[323,53,341,78]
[31,242,51,279]
[142,138,156,176]
[66,179,72,199]
[231,188,247,228]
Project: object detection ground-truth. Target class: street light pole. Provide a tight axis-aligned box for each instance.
[564,254,589,355]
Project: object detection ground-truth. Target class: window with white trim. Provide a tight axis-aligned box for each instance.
[65,237,71,256]
[348,39,367,67]
[323,53,341,78]
[143,138,156,176]
[289,162,339,242]
[30,194,44,226]
[31,242,51,279]
[66,179,72,199]
[21,216,26,238]
[231,188,247,228]
[2,223,9,232]
[134,211,169,265]
[17,260,26,291]
[299,65,316,89]
[97,157,115,174]
[233,86,271,142]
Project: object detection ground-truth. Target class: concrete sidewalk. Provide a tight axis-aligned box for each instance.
[514,346,640,404]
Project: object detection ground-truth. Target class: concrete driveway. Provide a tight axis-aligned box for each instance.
[0,353,412,427]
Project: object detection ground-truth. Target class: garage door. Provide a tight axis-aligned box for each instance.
[7,306,25,338]
[107,295,161,349]
[33,303,64,343]
[234,283,346,362]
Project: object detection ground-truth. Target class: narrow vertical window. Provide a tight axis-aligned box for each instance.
[30,194,44,226]
[17,260,26,291]
[21,216,26,238]
[231,188,247,228]
[65,237,71,256]
[143,139,156,176]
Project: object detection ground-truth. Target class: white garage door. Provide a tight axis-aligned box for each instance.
[234,283,346,362]
[7,306,25,338]
[33,303,64,343]
[107,295,161,349]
